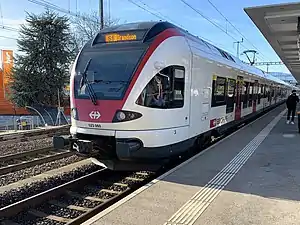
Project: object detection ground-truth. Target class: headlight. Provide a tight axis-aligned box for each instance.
[116,111,126,121]
[112,110,142,123]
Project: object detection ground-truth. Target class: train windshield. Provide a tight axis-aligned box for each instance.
[74,46,146,100]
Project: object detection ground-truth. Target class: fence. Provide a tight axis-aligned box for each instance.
[0,104,70,131]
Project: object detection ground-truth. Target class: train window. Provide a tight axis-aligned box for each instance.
[243,82,249,108]
[216,48,228,59]
[206,43,222,56]
[226,78,236,113]
[258,84,262,104]
[277,88,281,97]
[224,52,235,62]
[282,89,286,98]
[264,85,268,98]
[211,76,226,107]
[248,83,254,107]
[227,79,235,98]
[136,65,185,109]
[215,48,235,62]
[268,87,272,102]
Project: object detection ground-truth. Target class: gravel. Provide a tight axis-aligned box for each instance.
[6,211,65,225]
[0,137,53,156]
[57,194,100,208]
[1,170,154,224]
[120,178,139,186]
[0,163,99,209]
[96,191,117,200]
[108,184,128,192]
[37,203,83,219]
[76,186,116,199]
[0,155,84,187]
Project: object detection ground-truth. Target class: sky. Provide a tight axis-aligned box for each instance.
[0,0,299,75]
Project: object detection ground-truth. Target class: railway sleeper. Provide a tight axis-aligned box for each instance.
[135,171,151,176]
[65,190,104,203]
[48,200,90,212]
[125,177,144,182]
[97,180,129,187]
[100,188,121,194]
[28,209,71,223]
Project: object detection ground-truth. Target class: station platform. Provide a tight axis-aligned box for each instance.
[0,124,70,136]
[83,104,300,225]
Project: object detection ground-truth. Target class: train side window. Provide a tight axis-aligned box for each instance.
[211,76,226,107]
[248,82,254,107]
[268,87,272,102]
[227,78,236,99]
[264,85,268,98]
[136,65,185,109]
[226,78,236,113]
[243,81,249,108]
[258,84,262,104]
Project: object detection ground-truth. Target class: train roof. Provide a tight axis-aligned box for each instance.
[99,21,297,89]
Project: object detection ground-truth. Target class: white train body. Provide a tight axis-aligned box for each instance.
[54,21,295,170]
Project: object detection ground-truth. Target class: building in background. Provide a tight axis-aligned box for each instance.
[0,49,28,115]
[0,49,71,117]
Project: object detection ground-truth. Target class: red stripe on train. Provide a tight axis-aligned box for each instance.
[73,28,183,123]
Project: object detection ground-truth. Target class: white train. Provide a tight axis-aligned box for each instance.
[53,21,296,170]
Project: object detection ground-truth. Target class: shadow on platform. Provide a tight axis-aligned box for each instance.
[162,110,300,203]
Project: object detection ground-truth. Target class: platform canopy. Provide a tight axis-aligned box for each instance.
[244,2,300,82]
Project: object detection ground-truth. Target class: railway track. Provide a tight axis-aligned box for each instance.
[0,169,155,225]
[0,104,284,225]
[0,147,74,176]
[0,125,70,146]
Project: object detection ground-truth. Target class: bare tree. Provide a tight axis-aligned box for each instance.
[70,11,120,54]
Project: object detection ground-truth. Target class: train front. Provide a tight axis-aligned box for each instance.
[53,21,189,170]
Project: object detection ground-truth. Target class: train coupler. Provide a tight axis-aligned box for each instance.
[72,140,93,154]
[53,135,71,149]
[53,135,93,154]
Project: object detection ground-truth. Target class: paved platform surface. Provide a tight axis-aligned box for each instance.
[83,105,300,225]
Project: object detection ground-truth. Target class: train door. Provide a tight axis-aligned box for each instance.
[235,76,243,120]
[252,80,258,112]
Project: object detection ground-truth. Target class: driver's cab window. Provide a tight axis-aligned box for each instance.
[136,65,185,109]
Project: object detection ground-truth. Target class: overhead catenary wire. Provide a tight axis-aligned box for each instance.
[27,0,97,23]
[127,0,165,21]
[180,0,237,39]
[0,2,19,33]
[0,25,19,32]
[135,0,185,28]
[0,35,18,40]
[180,0,266,61]
[206,0,271,62]
[126,0,234,53]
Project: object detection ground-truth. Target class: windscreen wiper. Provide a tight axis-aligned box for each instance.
[80,58,97,105]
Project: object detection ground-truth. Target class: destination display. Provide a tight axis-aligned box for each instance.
[94,29,148,44]
[105,33,137,42]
